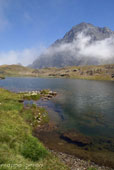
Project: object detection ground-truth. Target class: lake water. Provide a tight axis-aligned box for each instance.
[0,77,114,137]
[0,77,114,166]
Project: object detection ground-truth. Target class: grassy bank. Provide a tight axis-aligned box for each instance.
[0,88,68,170]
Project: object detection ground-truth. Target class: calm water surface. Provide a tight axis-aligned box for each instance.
[0,77,114,138]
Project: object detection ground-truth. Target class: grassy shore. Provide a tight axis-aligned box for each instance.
[0,88,113,170]
[0,88,68,170]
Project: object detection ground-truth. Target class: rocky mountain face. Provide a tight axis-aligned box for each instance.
[54,23,114,44]
[30,23,114,68]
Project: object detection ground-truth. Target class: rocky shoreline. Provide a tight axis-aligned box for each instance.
[50,150,113,170]
[34,122,114,170]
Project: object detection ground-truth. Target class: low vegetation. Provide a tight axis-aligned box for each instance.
[87,168,97,170]
[0,88,68,170]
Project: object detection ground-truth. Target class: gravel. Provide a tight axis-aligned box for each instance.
[50,150,114,170]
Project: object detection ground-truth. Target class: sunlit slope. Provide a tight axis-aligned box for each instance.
[0,64,34,77]
[0,64,114,81]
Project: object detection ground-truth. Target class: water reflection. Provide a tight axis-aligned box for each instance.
[0,77,114,137]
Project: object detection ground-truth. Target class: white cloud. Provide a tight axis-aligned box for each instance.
[42,30,114,64]
[75,32,114,60]
[0,46,45,66]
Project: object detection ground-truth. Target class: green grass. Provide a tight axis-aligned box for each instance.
[21,135,48,161]
[23,94,41,100]
[87,168,97,170]
[0,88,68,170]
[21,104,49,127]
[40,89,50,95]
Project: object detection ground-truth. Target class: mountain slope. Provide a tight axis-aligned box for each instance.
[0,64,34,76]
[30,23,114,68]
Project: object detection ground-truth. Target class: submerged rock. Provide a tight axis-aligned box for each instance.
[60,131,92,146]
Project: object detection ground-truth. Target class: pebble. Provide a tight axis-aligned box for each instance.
[50,150,114,170]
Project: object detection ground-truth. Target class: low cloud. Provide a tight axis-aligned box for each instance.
[76,32,114,61]
[0,46,45,66]
[41,30,114,64]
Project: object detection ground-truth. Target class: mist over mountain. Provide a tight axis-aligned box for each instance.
[30,22,114,68]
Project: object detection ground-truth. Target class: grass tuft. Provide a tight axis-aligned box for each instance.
[21,135,48,161]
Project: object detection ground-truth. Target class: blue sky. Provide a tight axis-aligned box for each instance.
[0,0,114,65]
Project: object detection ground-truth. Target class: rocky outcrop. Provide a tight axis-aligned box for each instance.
[19,89,57,101]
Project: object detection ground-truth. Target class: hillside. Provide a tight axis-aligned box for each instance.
[34,64,114,81]
[0,64,34,77]
[0,64,114,81]
[30,22,114,68]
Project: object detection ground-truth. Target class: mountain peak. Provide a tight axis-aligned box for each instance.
[73,22,94,29]
[61,22,113,43]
